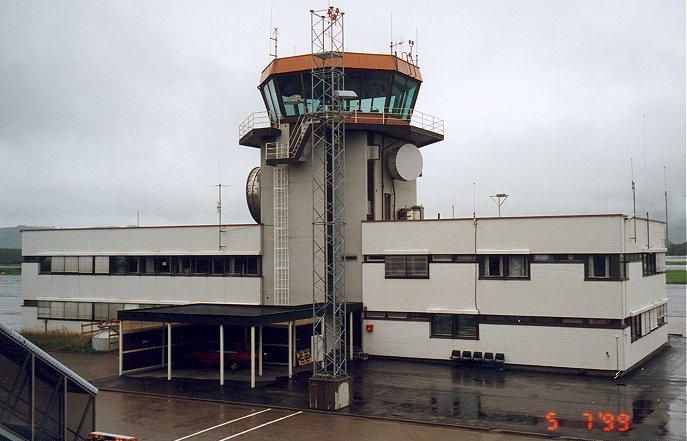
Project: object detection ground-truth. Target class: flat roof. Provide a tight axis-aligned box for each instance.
[21,223,258,233]
[363,213,665,224]
[118,302,362,326]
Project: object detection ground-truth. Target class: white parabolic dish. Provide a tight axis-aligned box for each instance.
[389,143,423,181]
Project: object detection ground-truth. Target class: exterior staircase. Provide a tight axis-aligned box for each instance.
[266,114,313,165]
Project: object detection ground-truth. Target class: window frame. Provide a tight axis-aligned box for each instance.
[430,314,479,340]
[479,255,530,280]
[384,255,429,279]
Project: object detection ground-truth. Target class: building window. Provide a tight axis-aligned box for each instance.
[64,257,79,273]
[480,255,529,279]
[78,256,93,274]
[37,301,51,318]
[211,257,225,275]
[430,254,453,263]
[126,257,139,274]
[384,255,429,279]
[193,257,210,275]
[140,257,156,275]
[40,257,52,274]
[363,255,385,263]
[430,314,479,340]
[229,256,261,276]
[51,256,65,273]
[94,256,109,274]
[109,257,126,275]
[642,253,658,276]
[587,255,609,279]
[156,257,171,275]
[172,257,191,276]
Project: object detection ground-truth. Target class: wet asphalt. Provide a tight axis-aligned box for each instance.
[88,335,686,441]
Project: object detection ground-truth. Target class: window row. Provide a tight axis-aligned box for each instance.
[630,304,667,342]
[364,310,622,330]
[34,301,156,321]
[38,256,261,277]
[431,314,479,340]
[366,253,665,282]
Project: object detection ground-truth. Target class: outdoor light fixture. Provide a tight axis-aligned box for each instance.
[333,90,358,100]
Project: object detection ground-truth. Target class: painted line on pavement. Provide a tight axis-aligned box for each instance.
[172,408,272,441]
[217,411,303,440]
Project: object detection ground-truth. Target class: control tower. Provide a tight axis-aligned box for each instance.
[240,52,444,307]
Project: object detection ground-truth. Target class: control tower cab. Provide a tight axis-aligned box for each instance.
[239,52,444,307]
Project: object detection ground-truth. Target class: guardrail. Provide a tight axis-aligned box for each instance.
[239,107,444,140]
[266,141,288,161]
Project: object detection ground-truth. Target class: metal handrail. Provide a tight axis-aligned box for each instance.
[239,106,443,140]
[266,141,288,161]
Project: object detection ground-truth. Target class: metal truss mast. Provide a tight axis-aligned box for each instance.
[310,7,347,378]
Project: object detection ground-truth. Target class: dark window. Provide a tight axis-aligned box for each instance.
[364,311,386,319]
[173,257,191,276]
[275,74,304,116]
[193,257,210,275]
[156,257,171,274]
[40,257,52,274]
[589,255,609,278]
[126,257,139,274]
[228,256,261,276]
[384,255,429,279]
[109,257,126,275]
[245,256,260,276]
[642,253,657,276]
[485,256,503,277]
[364,255,385,263]
[631,315,642,341]
[211,257,225,275]
[431,314,478,339]
[345,70,392,113]
[480,255,530,279]
[431,254,453,263]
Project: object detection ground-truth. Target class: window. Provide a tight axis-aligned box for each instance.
[508,255,528,277]
[384,255,429,279]
[533,254,555,262]
[37,301,51,318]
[364,255,385,263]
[656,253,666,273]
[109,257,126,275]
[172,257,191,276]
[193,257,209,275]
[140,257,156,275]
[454,255,477,263]
[630,315,641,341]
[63,257,78,273]
[244,256,260,276]
[587,255,609,279]
[430,314,478,339]
[211,257,225,275]
[364,311,386,319]
[642,253,658,276]
[431,255,453,263]
[94,256,109,274]
[345,70,392,113]
[78,303,92,320]
[386,312,408,319]
[78,256,93,274]
[126,257,139,274]
[480,255,530,279]
[275,74,304,116]
[484,256,503,277]
[51,256,65,273]
[40,257,52,274]
[94,303,109,321]
[50,302,64,319]
[154,257,170,274]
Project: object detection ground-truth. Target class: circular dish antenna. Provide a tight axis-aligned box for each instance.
[388,143,423,181]
[245,167,261,223]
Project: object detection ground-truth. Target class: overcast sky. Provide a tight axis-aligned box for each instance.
[1,0,685,241]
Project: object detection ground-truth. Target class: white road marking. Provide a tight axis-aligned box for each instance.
[216,411,303,440]
[172,408,272,441]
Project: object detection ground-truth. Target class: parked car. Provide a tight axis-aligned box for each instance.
[184,343,259,371]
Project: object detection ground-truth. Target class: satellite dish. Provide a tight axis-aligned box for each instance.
[245,167,261,223]
[388,143,423,181]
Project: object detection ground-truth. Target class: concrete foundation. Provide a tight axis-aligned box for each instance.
[308,375,352,410]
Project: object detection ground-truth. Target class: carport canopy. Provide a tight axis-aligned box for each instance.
[117,303,315,326]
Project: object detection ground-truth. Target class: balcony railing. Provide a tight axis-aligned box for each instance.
[239,107,444,140]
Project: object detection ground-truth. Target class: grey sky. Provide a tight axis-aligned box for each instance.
[1,0,685,241]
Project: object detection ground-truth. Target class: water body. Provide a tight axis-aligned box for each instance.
[0,275,21,329]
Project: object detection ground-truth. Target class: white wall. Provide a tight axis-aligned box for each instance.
[624,218,667,253]
[363,263,477,312]
[363,319,622,371]
[22,225,261,256]
[624,262,667,316]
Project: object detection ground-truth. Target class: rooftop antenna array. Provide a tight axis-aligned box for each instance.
[490,193,509,218]
[310,6,349,379]
[389,13,418,67]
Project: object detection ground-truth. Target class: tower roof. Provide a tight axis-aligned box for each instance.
[259,52,422,85]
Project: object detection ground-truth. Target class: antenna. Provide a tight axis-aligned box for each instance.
[415,27,419,66]
[664,166,669,245]
[642,114,648,210]
[389,13,393,55]
[137,210,140,227]
[473,182,476,219]
[214,184,229,250]
[630,156,637,243]
[490,193,509,218]
[269,5,278,58]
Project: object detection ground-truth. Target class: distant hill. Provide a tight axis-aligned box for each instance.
[0,248,22,264]
[0,226,42,249]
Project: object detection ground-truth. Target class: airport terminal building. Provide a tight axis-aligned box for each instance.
[20,51,669,376]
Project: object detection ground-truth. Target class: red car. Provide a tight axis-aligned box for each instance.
[184,343,252,371]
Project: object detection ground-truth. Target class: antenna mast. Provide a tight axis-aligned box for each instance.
[215,184,228,250]
[630,156,637,243]
[269,5,278,58]
[664,166,669,245]
[490,193,509,218]
[310,6,348,381]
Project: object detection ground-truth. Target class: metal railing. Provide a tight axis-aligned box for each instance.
[239,107,444,140]
[239,111,278,139]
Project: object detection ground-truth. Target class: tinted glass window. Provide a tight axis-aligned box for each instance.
[345,70,391,113]
[276,74,304,116]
